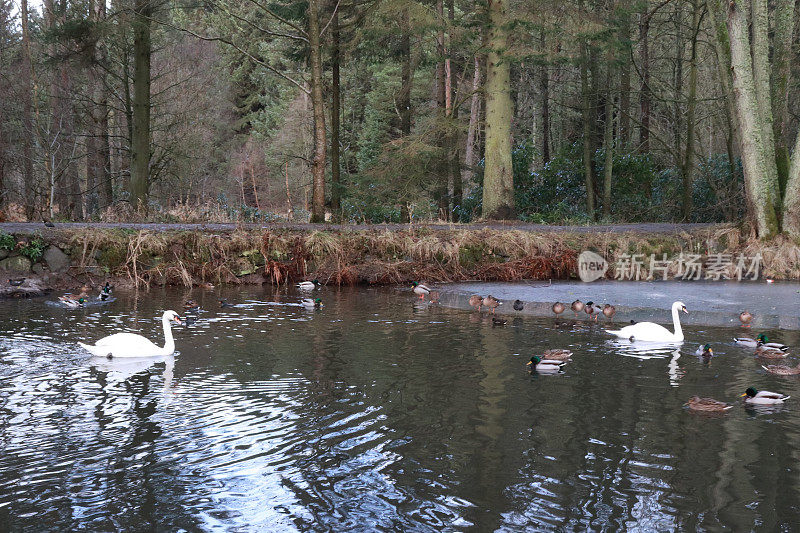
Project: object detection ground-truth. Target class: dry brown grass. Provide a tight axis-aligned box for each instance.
[35,224,800,287]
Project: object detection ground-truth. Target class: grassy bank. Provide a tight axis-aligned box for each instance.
[3,223,796,288]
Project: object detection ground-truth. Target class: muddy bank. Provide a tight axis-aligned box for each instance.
[0,223,798,291]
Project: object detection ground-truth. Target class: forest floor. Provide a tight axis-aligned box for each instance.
[0,221,721,235]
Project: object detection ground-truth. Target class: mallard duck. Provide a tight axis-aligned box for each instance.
[297,279,321,291]
[761,363,800,375]
[411,281,432,300]
[99,282,113,301]
[740,387,790,405]
[302,297,322,309]
[739,311,753,327]
[184,299,200,313]
[513,300,524,311]
[59,295,86,308]
[492,316,507,327]
[527,356,567,373]
[571,299,584,317]
[199,282,215,290]
[756,334,789,352]
[734,336,758,348]
[78,285,91,298]
[8,278,25,287]
[602,304,616,320]
[552,302,565,317]
[468,295,483,310]
[219,299,235,308]
[695,344,713,357]
[755,345,787,359]
[538,349,573,361]
[584,301,597,321]
[482,295,500,314]
[685,396,732,412]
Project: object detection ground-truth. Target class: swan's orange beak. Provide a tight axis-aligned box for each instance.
[682,307,689,314]
[174,316,184,325]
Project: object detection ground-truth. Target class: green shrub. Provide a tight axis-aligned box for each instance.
[0,232,14,251]
[19,235,46,262]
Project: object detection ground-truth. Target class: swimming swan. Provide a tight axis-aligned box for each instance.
[605,301,688,342]
[78,310,183,358]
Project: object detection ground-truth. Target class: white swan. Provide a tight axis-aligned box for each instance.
[605,301,688,342]
[78,310,183,358]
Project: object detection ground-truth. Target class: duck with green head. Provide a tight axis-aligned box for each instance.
[527,356,567,374]
[302,298,323,309]
[297,279,321,291]
[695,344,713,357]
[411,281,432,300]
[59,295,86,308]
[741,387,790,405]
[756,334,789,352]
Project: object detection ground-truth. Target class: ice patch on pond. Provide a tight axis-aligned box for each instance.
[435,280,800,330]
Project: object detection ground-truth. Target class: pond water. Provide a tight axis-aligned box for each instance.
[1,283,800,531]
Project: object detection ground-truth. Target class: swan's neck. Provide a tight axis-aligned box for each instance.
[672,306,684,341]
[161,317,176,355]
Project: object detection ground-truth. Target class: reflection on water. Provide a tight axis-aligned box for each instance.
[1,287,800,530]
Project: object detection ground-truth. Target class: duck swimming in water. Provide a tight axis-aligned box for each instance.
[527,356,567,374]
[685,396,732,412]
[740,387,790,405]
[297,279,321,291]
[59,294,86,308]
[302,298,323,309]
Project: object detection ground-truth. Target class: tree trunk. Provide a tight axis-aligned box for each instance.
[618,5,631,146]
[682,0,700,221]
[20,0,36,220]
[463,56,481,188]
[308,0,327,223]
[447,0,461,219]
[672,2,683,168]
[540,31,550,163]
[129,0,151,210]
[399,9,412,136]
[602,63,613,219]
[434,0,448,219]
[330,7,341,214]
[581,42,596,219]
[638,7,651,153]
[726,0,780,236]
[482,0,514,220]
[771,0,794,194]
[399,9,413,223]
[751,0,778,216]
[87,0,111,213]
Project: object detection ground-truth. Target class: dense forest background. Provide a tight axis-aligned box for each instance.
[0,0,798,236]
